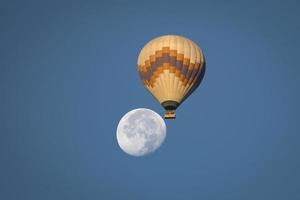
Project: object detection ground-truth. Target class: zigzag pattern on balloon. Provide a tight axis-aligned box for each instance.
[140,63,202,88]
[137,47,201,72]
[137,48,204,88]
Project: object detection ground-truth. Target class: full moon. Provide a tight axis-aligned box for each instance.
[116,108,167,156]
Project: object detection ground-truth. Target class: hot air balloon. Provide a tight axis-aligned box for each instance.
[137,35,206,119]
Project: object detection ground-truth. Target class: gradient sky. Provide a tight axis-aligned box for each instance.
[1,0,299,199]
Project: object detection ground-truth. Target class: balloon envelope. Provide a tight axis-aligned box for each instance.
[137,35,205,119]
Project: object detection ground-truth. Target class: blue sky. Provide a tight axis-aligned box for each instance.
[1,0,299,199]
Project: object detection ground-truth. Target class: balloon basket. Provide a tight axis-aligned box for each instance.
[164,111,176,119]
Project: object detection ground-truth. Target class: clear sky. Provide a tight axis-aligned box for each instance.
[1,0,299,199]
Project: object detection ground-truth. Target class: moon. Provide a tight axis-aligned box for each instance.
[116,108,167,156]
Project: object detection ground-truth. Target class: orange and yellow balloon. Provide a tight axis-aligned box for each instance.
[137,35,206,119]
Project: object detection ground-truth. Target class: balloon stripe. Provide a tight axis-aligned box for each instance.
[139,62,203,85]
[138,53,201,73]
[138,54,202,81]
[139,64,204,90]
